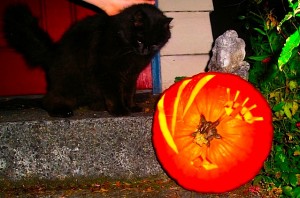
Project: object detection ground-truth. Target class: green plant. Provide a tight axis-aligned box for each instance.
[244,0,300,197]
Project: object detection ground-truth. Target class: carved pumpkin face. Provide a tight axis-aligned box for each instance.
[152,72,273,193]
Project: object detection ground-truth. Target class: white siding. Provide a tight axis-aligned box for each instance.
[160,12,213,55]
[161,55,209,90]
[158,0,214,90]
[159,0,213,11]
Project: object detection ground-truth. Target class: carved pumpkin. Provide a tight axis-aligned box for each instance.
[152,72,273,193]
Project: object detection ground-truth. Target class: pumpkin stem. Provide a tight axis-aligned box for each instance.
[192,115,221,147]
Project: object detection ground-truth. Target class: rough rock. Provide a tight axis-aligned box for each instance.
[0,108,164,183]
[207,30,250,80]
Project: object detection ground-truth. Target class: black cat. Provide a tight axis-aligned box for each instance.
[3,4,172,117]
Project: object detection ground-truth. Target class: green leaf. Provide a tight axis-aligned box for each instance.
[292,102,299,115]
[273,102,285,112]
[284,102,293,119]
[293,187,300,198]
[277,12,293,31]
[280,102,298,118]
[247,55,270,61]
[249,11,265,25]
[289,81,298,90]
[261,175,274,184]
[253,175,263,186]
[254,27,266,35]
[283,186,293,197]
[284,186,300,198]
[289,174,298,187]
[275,145,284,152]
[269,31,283,52]
[278,29,300,71]
[174,76,187,83]
[292,1,299,10]
[279,153,287,163]
[283,172,290,184]
[238,15,246,20]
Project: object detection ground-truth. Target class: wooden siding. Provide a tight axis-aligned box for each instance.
[158,0,214,90]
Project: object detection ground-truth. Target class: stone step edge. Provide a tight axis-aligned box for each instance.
[0,114,166,188]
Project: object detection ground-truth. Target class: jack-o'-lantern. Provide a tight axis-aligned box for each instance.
[152,72,273,193]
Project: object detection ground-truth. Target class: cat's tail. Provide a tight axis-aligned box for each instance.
[3,4,54,67]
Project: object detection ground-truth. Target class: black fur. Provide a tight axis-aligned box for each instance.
[4,4,172,117]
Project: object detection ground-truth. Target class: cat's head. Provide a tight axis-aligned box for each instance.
[115,4,172,56]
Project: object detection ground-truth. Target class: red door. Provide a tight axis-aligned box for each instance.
[0,0,151,96]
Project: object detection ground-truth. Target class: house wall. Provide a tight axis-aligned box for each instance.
[158,0,214,90]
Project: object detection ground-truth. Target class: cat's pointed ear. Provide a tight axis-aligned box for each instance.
[165,17,173,24]
[164,17,173,28]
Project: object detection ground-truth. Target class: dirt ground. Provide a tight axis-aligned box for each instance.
[1,177,267,198]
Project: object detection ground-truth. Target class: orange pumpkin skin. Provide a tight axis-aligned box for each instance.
[152,72,273,193]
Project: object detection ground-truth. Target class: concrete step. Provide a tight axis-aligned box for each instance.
[0,95,166,188]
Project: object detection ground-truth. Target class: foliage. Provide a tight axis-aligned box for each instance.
[174,76,187,83]
[243,0,300,197]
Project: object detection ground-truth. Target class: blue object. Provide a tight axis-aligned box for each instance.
[152,0,162,94]
[151,53,162,94]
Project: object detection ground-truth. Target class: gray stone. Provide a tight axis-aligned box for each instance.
[0,109,164,183]
[208,30,250,80]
